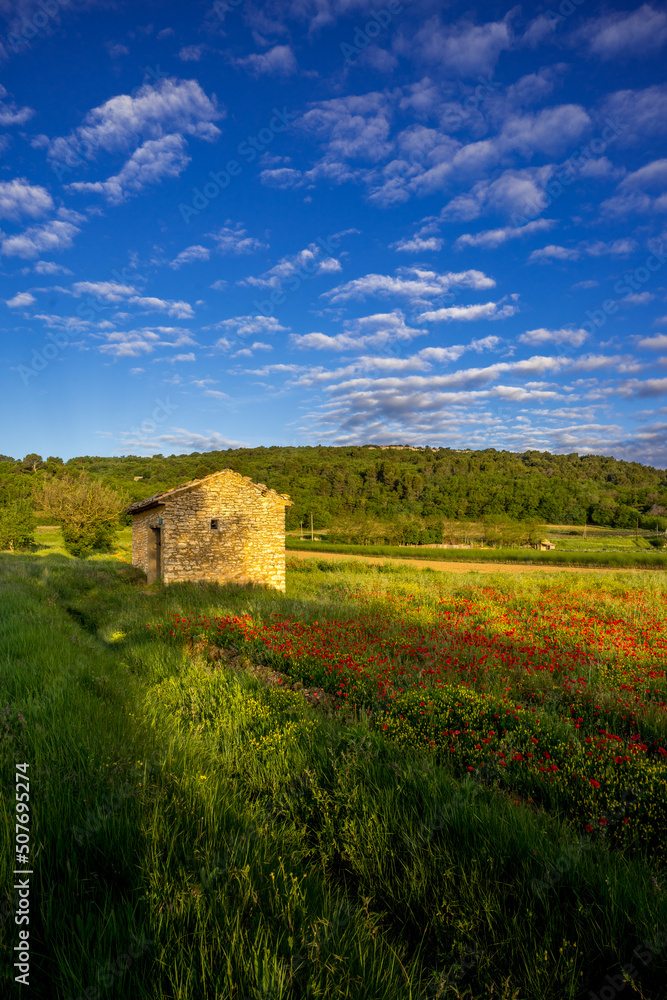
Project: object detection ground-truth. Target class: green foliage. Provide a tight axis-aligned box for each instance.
[6,445,667,540]
[41,471,128,558]
[61,518,118,558]
[0,496,35,550]
[31,445,666,534]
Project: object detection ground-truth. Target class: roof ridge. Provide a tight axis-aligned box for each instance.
[125,467,292,514]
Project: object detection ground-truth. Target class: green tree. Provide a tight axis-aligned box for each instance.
[21,453,44,473]
[41,473,128,557]
[0,498,35,550]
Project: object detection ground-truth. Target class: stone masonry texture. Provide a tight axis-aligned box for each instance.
[128,469,292,591]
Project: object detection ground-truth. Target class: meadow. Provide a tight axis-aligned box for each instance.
[285,536,667,569]
[1,532,666,999]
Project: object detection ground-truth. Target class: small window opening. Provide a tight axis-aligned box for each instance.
[210,519,218,529]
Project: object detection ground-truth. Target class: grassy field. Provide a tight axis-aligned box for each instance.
[285,536,667,569]
[1,538,666,999]
[290,524,664,552]
[544,525,661,552]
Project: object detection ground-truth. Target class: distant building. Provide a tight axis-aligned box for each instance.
[539,538,556,550]
[125,469,292,590]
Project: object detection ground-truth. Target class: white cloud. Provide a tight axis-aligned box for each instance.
[0,217,82,258]
[471,335,502,352]
[290,310,426,351]
[519,327,588,347]
[601,85,667,145]
[638,334,667,351]
[529,239,637,263]
[529,245,580,263]
[441,166,555,222]
[298,92,393,165]
[496,105,591,158]
[585,238,637,256]
[170,245,210,268]
[129,296,194,319]
[243,244,342,290]
[179,45,206,61]
[5,291,35,308]
[45,78,223,165]
[320,358,567,401]
[618,158,667,192]
[391,236,444,253]
[116,427,247,454]
[618,377,667,398]
[624,292,655,306]
[234,45,298,76]
[0,86,34,127]
[68,134,191,204]
[576,4,667,59]
[260,166,304,189]
[400,12,515,77]
[601,190,667,217]
[211,315,288,340]
[418,301,518,323]
[323,267,495,305]
[32,312,92,333]
[32,260,73,275]
[210,223,268,255]
[572,354,642,373]
[95,325,195,357]
[106,42,129,58]
[455,219,555,250]
[0,179,53,221]
[73,280,137,301]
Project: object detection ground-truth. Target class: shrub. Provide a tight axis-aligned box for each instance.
[41,472,128,557]
[0,498,35,550]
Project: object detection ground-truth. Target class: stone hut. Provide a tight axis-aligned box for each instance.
[125,469,292,590]
[538,538,556,551]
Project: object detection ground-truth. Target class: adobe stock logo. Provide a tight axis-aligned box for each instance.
[3,0,69,55]
[340,0,405,64]
[510,118,628,230]
[124,398,179,443]
[179,107,298,223]
[580,241,666,337]
[17,329,71,385]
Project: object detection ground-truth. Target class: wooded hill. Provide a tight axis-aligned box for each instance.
[2,446,667,535]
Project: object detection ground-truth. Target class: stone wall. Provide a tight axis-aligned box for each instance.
[130,471,290,591]
[131,505,165,581]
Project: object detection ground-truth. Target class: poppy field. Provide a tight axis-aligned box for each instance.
[148,571,667,867]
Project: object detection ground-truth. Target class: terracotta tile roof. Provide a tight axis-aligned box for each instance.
[125,468,292,514]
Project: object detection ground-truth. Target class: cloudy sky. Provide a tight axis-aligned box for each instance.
[1,0,667,462]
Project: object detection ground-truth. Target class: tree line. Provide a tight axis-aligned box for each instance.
[1,445,666,554]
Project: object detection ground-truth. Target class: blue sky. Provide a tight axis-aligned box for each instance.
[1,0,667,463]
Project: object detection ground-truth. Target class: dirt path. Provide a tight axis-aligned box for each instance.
[286,548,647,575]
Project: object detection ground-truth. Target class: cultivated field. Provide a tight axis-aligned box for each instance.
[1,538,666,999]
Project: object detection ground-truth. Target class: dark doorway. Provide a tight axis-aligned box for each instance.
[148,526,162,583]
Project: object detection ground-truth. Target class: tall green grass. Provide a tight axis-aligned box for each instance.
[1,551,666,999]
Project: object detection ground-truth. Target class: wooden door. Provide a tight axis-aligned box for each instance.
[148,526,162,583]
